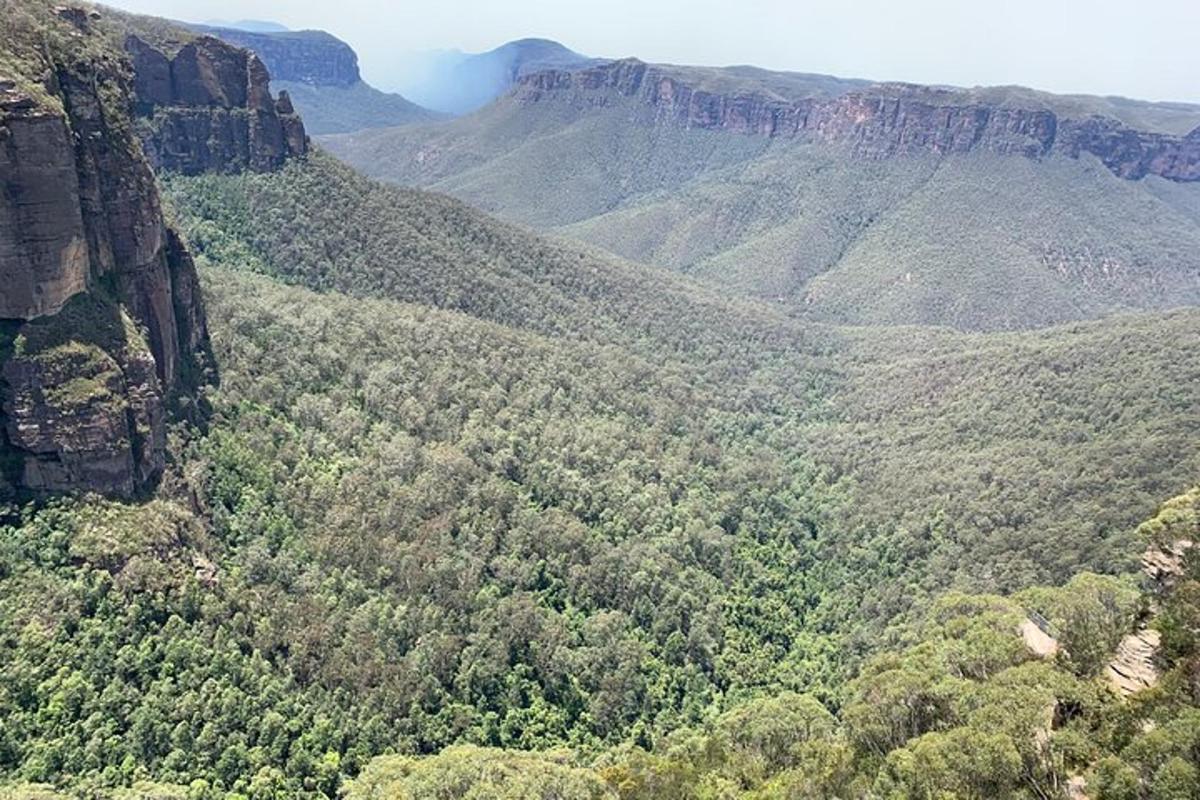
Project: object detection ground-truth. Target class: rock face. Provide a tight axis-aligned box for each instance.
[1,304,167,498]
[1105,628,1160,696]
[126,34,308,175]
[1,8,296,500]
[0,82,90,320]
[0,66,191,497]
[188,25,361,87]
[515,59,1200,182]
[1102,540,1192,697]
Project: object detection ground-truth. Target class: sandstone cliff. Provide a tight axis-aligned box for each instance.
[0,4,297,500]
[185,24,443,136]
[515,59,1200,182]
[126,33,308,175]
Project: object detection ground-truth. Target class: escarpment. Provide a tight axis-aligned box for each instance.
[515,59,1200,181]
[0,66,187,497]
[126,33,308,175]
[0,6,301,500]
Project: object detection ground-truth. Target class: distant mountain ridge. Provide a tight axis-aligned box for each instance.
[322,55,1200,332]
[516,58,1200,182]
[201,18,289,33]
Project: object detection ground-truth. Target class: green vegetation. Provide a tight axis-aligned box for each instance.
[160,153,834,364]
[330,487,1200,799]
[320,98,774,230]
[561,145,1200,331]
[3,482,1196,799]
[5,151,1194,795]
[347,747,614,799]
[163,153,1200,601]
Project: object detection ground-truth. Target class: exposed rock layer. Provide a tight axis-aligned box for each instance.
[1105,628,1160,696]
[0,82,90,320]
[0,56,196,497]
[1,9,294,499]
[126,34,308,175]
[516,59,1200,181]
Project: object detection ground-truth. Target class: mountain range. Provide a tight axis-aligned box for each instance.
[324,54,1200,331]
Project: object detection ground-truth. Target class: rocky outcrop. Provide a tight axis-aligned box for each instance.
[1,303,166,498]
[188,25,361,87]
[1055,116,1200,180]
[0,7,257,499]
[1020,617,1059,658]
[0,75,193,498]
[515,59,1200,182]
[189,25,446,136]
[126,34,308,175]
[1142,540,1192,586]
[1105,628,1160,696]
[1102,539,1192,697]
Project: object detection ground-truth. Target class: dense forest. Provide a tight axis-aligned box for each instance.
[0,150,1196,797]
[3,482,1197,798]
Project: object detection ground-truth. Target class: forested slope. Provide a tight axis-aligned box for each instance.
[163,153,1200,607]
[323,73,1200,331]
[3,134,1196,796]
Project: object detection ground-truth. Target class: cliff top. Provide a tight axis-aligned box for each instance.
[519,56,1200,136]
[0,0,200,108]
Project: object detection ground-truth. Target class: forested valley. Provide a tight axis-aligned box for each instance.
[1,1,1199,798]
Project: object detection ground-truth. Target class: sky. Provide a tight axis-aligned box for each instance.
[103,0,1200,104]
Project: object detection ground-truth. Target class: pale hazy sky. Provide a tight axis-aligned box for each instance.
[104,0,1200,104]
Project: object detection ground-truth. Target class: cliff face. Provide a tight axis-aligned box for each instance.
[188,25,361,87]
[0,6,296,500]
[0,60,188,498]
[1,299,168,499]
[127,34,308,175]
[0,82,91,320]
[516,60,1200,182]
[188,25,445,136]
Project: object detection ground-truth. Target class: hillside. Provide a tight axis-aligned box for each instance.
[334,483,1200,799]
[5,237,1198,797]
[162,152,1200,612]
[323,59,1200,331]
[3,2,1200,798]
[190,23,441,134]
